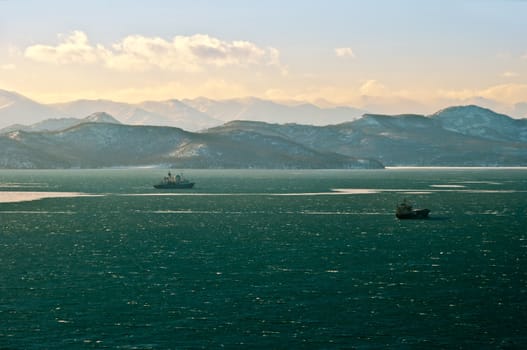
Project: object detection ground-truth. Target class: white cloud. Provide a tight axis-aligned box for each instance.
[24,31,282,72]
[359,80,387,96]
[335,47,355,58]
[25,31,107,64]
[481,84,527,103]
[437,83,527,104]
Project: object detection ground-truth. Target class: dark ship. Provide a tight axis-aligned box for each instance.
[154,171,195,189]
[395,199,430,219]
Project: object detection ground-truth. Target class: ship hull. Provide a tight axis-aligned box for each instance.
[396,209,430,219]
[153,182,195,189]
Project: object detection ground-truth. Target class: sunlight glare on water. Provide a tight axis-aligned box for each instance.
[0,168,526,348]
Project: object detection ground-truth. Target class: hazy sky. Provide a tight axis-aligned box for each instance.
[1,0,526,114]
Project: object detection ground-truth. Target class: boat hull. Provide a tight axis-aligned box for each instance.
[396,209,430,219]
[153,182,195,189]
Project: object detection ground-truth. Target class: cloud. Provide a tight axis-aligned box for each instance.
[107,34,280,72]
[359,80,387,96]
[438,83,527,104]
[25,31,107,64]
[335,47,355,58]
[24,31,282,72]
[481,84,527,103]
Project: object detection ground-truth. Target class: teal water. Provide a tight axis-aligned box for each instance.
[1,168,526,349]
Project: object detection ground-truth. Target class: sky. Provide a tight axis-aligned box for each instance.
[0,0,526,115]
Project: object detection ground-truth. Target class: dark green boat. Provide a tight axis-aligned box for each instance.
[395,199,430,219]
[154,171,195,189]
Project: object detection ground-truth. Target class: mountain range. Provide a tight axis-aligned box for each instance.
[206,106,527,167]
[0,112,120,134]
[0,121,382,169]
[1,96,526,168]
[0,89,365,131]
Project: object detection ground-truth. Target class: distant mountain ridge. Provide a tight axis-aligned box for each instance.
[51,98,221,131]
[0,89,365,131]
[0,112,120,133]
[0,90,65,126]
[182,97,365,126]
[1,104,526,168]
[1,89,527,168]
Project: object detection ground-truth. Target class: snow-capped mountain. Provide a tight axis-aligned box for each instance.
[0,122,382,169]
[51,98,223,131]
[0,112,121,134]
[2,104,526,169]
[2,89,367,131]
[84,112,121,124]
[50,99,135,120]
[431,105,527,142]
[183,97,365,125]
[135,99,222,130]
[0,89,66,128]
[206,108,527,166]
[2,89,527,141]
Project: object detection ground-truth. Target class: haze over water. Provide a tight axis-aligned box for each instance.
[1,168,526,348]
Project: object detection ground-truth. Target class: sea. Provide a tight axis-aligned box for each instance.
[0,168,526,349]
